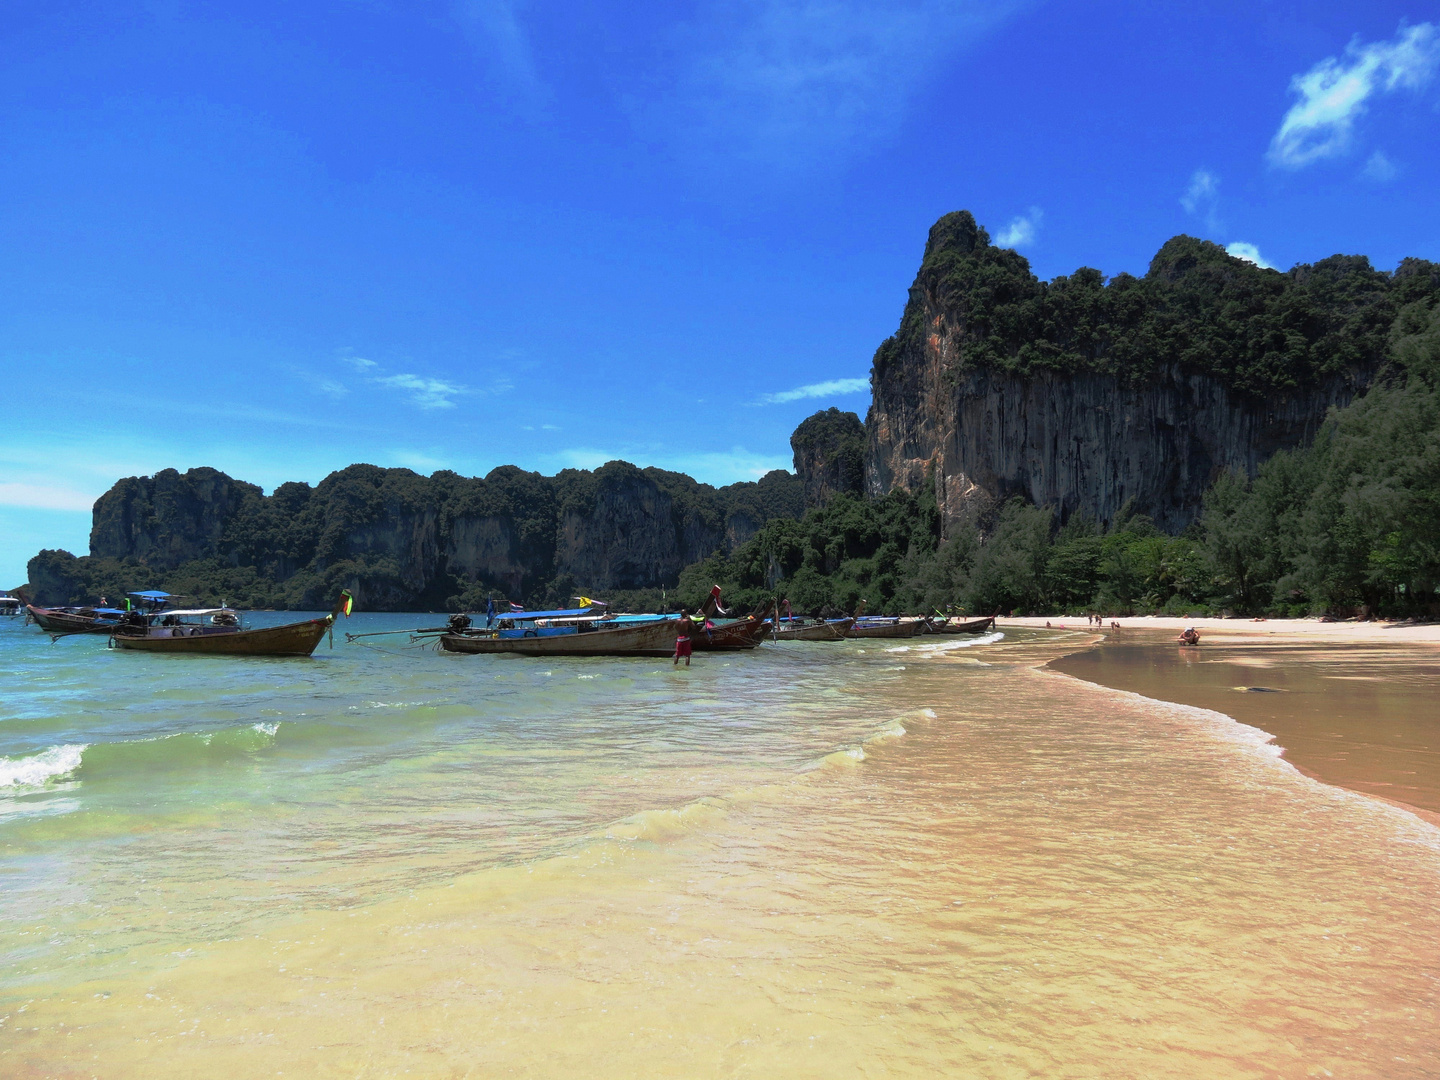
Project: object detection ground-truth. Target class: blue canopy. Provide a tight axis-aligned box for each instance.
[128,590,172,599]
[92,608,128,616]
[490,607,596,621]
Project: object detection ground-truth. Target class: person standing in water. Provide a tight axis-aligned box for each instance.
[674,609,696,667]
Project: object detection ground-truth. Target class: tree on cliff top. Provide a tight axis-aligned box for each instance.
[870,209,1440,395]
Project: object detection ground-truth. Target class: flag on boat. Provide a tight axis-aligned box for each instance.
[510,602,524,613]
[486,597,497,626]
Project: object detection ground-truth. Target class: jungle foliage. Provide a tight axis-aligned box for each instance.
[872,211,1440,396]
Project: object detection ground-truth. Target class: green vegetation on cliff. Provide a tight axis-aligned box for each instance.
[872,210,1440,395]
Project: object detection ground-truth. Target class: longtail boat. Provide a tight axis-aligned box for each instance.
[439,617,679,657]
[772,617,852,641]
[108,593,352,657]
[26,605,128,635]
[927,615,997,634]
[846,616,924,639]
[690,601,774,651]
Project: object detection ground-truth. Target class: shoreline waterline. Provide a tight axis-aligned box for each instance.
[1044,625,1440,825]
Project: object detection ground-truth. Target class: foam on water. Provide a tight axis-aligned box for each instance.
[0,744,86,792]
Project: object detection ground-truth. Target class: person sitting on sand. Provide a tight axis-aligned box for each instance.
[674,609,696,667]
[1178,626,1200,645]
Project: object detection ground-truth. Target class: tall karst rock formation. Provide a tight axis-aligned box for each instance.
[865,211,1439,532]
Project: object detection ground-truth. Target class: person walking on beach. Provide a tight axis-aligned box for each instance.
[674,609,696,667]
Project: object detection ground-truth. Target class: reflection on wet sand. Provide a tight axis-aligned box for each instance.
[1051,631,1440,818]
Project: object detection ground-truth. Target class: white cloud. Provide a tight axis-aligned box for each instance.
[0,483,97,512]
[344,357,378,371]
[995,207,1042,248]
[1226,242,1277,271]
[1269,23,1440,169]
[1179,169,1221,230]
[757,377,870,405]
[376,374,470,410]
[1362,149,1398,181]
[653,1,1026,174]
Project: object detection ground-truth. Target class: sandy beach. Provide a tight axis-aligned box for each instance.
[1000,614,1440,644]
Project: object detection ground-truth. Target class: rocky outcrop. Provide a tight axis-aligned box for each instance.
[89,468,262,571]
[791,408,866,508]
[869,364,1361,533]
[865,211,1424,533]
[53,460,805,609]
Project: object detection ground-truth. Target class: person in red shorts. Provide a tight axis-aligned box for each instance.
[674,609,696,666]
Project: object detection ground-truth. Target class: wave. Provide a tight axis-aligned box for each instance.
[0,744,87,792]
[1,722,283,795]
[885,631,1005,655]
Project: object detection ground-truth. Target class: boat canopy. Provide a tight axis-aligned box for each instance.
[490,606,597,621]
[128,590,172,599]
[91,608,129,616]
[155,608,237,618]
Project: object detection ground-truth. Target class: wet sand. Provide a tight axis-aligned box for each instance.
[1048,629,1440,822]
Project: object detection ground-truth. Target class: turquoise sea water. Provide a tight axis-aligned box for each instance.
[1,613,972,990]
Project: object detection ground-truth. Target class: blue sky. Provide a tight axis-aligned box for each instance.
[2,1,1438,585]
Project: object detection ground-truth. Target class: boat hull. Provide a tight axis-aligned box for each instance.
[27,606,117,634]
[930,616,996,634]
[110,617,333,657]
[690,617,766,650]
[440,619,680,657]
[773,619,850,641]
[846,619,923,639]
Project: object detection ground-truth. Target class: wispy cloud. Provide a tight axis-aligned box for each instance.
[756,377,870,405]
[1362,149,1398,182]
[1269,23,1439,169]
[377,373,470,410]
[0,483,96,512]
[1180,169,1221,230]
[449,0,547,111]
[344,357,378,372]
[1226,242,1277,271]
[995,207,1042,248]
[651,0,1026,175]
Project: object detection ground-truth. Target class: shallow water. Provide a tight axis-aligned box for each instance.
[1051,633,1440,816]
[3,616,1439,1076]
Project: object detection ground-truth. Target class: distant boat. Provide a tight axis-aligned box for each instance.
[926,615,997,634]
[439,617,680,657]
[26,605,128,635]
[846,616,924,639]
[108,594,352,657]
[0,595,25,618]
[772,617,852,641]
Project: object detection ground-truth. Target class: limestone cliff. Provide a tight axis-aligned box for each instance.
[866,212,1437,532]
[790,408,866,508]
[40,461,803,609]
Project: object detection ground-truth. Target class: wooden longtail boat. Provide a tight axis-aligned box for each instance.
[27,605,126,634]
[845,617,924,639]
[772,617,852,641]
[439,618,680,657]
[691,601,774,651]
[109,594,352,657]
[927,615,997,634]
